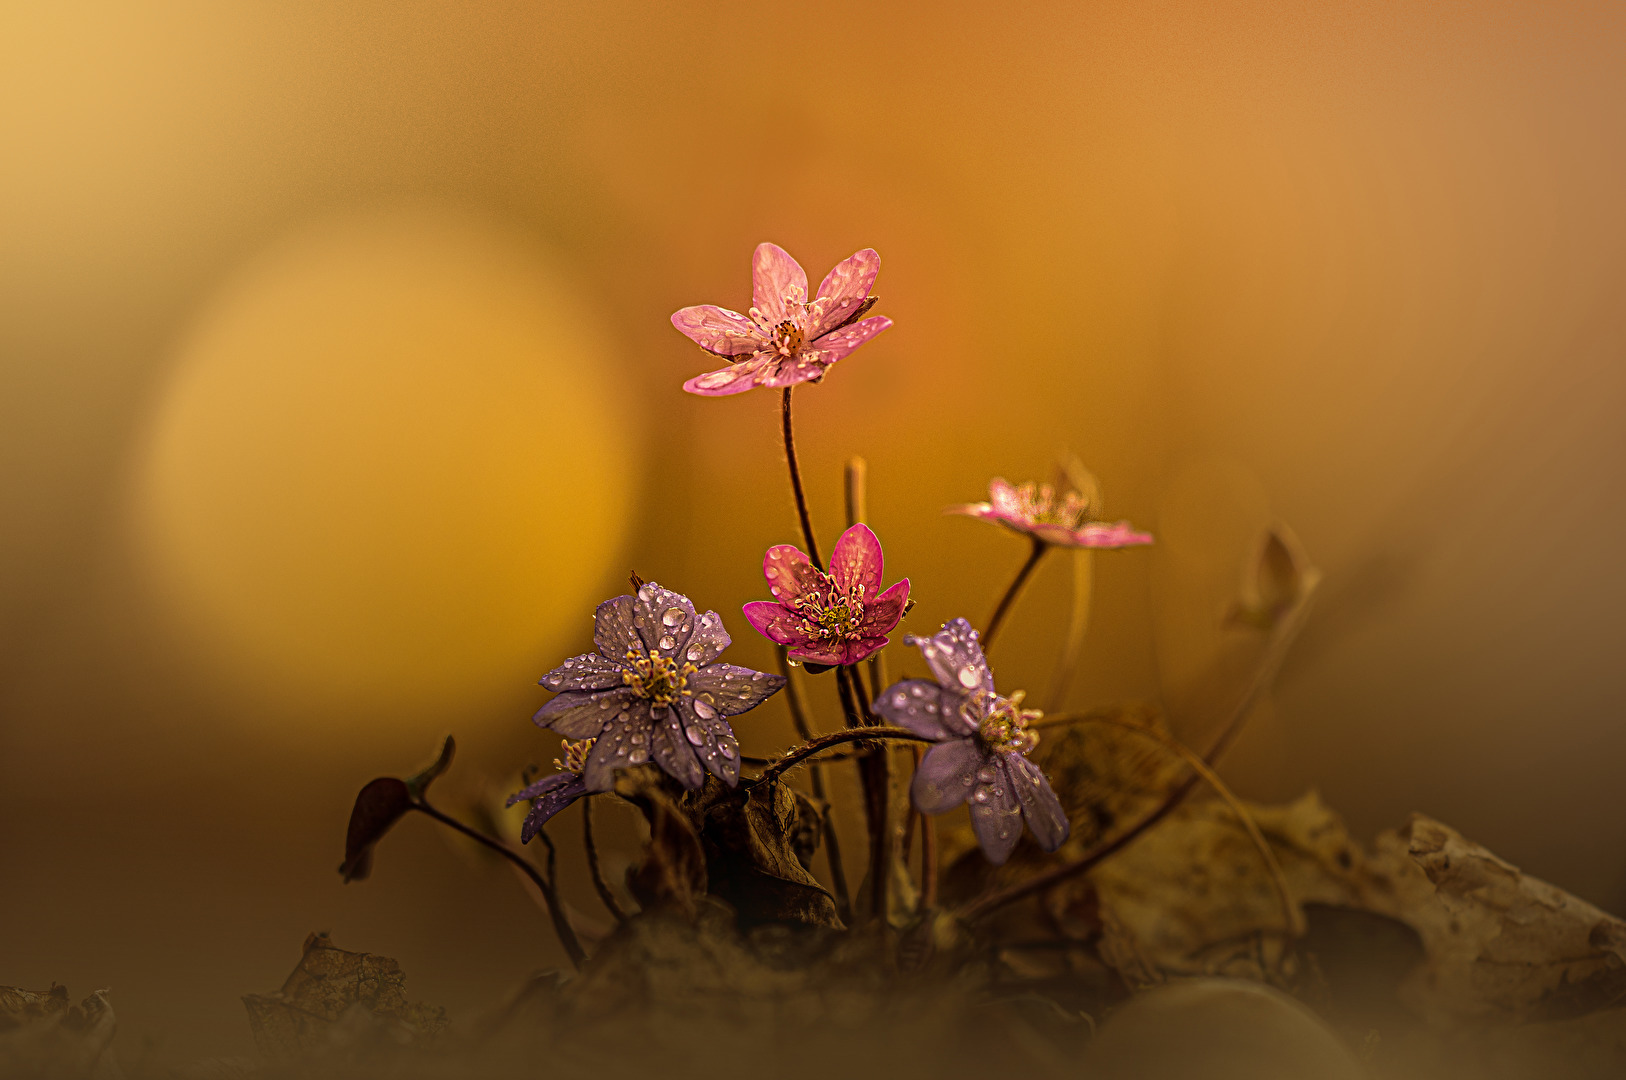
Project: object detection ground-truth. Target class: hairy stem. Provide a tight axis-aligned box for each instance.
[413,800,586,970]
[748,726,932,788]
[983,535,1048,651]
[775,646,851,924]
[782,387,823,570]
[582,797,628,925]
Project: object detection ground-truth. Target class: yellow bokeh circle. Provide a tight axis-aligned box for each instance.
[135,207,634,721]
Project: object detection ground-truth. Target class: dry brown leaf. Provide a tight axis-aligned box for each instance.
[242,932,447,1064]
[0,985,122,1079]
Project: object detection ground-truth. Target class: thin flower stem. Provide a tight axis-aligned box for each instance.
[921,802,939,910]
[781,387,823,571]
[983,535,1048,651]
[412,799,587,970]
[748,726,932,787]
[582,797,628,925]
[842,664,891,922]
[955,584,1316,924]
[775,646,851,924]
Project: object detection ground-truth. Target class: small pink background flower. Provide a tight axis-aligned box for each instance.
[672,242,893,396]
[742,523,909,666]
[948,478,1153,549]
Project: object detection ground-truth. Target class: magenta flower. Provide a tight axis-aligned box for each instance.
[872,618,1068,864]
[948,478,1153,549]
[671,242,893,396]
[742,523,909,667]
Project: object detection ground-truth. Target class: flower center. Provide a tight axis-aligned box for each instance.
[554,737,595,774]
[792,577,865,642]
[772,320,804,356]
[968,689,1042,755]
[622,649,696,706]
[1009,482,1090,530]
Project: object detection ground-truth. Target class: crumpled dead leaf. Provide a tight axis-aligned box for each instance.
[615,767,707,914]
[0,984,123,1079]
[695,779,842,929]
[242,932,447,1064]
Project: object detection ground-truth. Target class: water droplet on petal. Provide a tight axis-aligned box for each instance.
[659,635,676,650]
[662,607,685,626]
[892,692,907,707]
[686,646,704,662]
[692,698,717,720]
[720,744,734,759]
[976,765,999,783]
[957,666,981,689]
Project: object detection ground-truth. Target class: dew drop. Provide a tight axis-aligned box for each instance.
[686,726,705,746]
[692,698,717,720]
[720,744,734,759]
[973,789,989,803]
[661,607,684,626]
[686,646,704,662]
[957,666,981,689]
[659,634,676,650]
[976,765,999,783]
[892,692,907,707]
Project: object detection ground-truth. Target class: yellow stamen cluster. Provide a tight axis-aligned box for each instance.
[792,578,866,643]
[970,689,1043,755]
[1007,482,1090,530]
[772,319,804,356]
[621,648,697,706]
[554,738,595,775]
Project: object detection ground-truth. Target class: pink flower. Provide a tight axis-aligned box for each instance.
[742,523,910,666]
[672,242,893,396]
[948,478,1153,549]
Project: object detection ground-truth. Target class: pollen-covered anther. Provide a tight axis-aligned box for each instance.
[771,320,804,356]
[975,689,1043,755]
[620,648,694,705]
[553,737,596,775]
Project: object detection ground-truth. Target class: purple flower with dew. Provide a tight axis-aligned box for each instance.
[672,242,893,396]
[742,523,909,667]
[506,738,593,843]
[872,618,1068,865]
[533,583,786,791]
[948,478,1153,549]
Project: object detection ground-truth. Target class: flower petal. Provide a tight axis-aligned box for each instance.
[580,701,653,791]
[809,248,880,336]
[830,522,883,597]
[533,687,635,739]
[679,700,741,786]
[680,609,732,668]
[683,353,773,396]
[634,581,698,659]
[593,595,643,661]
[911,738,982,814]
[857,578,909,637]
[509,775,588,842]
[670,305,764,356]
[1064,521,1155,549]
[685,663,785,717]
[807,315,891,363]
[787,636,887,666]
[763,544,820,605]
[871,678,957,739]
[649,705,705,790]
[944,501,999,521]
[751,242,808,324]
[909,617,994,695]
[540,652,625,692]
[742,600,809,647]
[969,757,1024,865]
[1006,753,1069,852]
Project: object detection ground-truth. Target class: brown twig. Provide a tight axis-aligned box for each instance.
[413,800,586,969]
[748,726,932,788]
[582,796,628,924]
[775,645,851,923]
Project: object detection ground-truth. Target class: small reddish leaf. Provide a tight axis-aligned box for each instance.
[339,777,413,883]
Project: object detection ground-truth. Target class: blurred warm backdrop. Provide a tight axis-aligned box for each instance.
[3,0,1624,1067]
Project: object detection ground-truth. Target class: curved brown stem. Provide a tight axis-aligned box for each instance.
[748,727,931,788]
[412,800,586,970]
[582,797,628,924]
[776,646,851,923]
[781,387,823,570]
[983,536,1048,651]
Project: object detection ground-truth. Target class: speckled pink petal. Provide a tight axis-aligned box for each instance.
[809,248,880,336]
[742,600,808,647]
[670,305,765,356]
[683,354,772,396]
[857,578,909,636]
[837,635,889,665]
[912,739,982,815]
[762,544,818,604]
[757,357,826,390]
[830,522,883,597]
[944,501,999,521]
[807,315,891,364]
[988,479,1021,515]
[785,640,849,666]
[1064,521,1155,548]
[751,242,808,324]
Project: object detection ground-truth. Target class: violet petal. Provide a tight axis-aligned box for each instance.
[634,581,697,659]
[679,700,741,786]
[679,609,732,668]
[1006,753,1070,852]
[649,705,705,790]
[685,664,785,716]
[540,652,625,692]
[533,687,634,739]
[911,738,983,815]
[871,678,956,740]
[968,758,1024,865]
[593,595,643,661]
[911,617,994,695]
[506,771,578,806]
[581,701,651,791]
[517,776,587,843]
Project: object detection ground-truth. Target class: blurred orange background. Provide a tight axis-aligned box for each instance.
[3,0,1624,1066]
